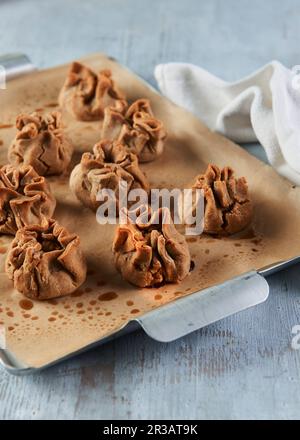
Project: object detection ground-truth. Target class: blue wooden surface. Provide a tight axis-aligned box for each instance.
[0,0,300,420]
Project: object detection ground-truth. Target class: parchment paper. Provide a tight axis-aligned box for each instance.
[0,54,299,368]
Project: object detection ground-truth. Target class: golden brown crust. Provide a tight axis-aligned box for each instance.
[58,62,127,121]
[8,111,73,176]
[112,207,191,287]
[0,164,56,235]
[70,140,149,212]
[5,219,87,300]
[101,98,167,162]
[192,164,252,235]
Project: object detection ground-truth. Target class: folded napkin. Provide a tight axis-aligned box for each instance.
[155,61,300,185]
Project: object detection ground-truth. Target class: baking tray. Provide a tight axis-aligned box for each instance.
[0,53,299,375]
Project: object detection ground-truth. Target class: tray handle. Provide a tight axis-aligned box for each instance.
[0,53,35,81]
[135,271,269,342]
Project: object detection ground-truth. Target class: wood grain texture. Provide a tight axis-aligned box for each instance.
[0,0,300,420]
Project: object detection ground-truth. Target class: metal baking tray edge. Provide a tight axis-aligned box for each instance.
[0,53,298,375]
[1,270,269,375]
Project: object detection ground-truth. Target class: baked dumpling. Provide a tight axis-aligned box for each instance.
[5,219,87,300]
[191,164,252,235]
[70,140,149,212]
[0,164,56,235]
[101,98,167,162]
[112,207,191,287]
[58,62,127,121]
[8,112,73,176]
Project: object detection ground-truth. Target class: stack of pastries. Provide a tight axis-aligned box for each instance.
[0,61,252,300]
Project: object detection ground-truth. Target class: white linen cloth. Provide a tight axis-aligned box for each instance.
[154,61,300,185]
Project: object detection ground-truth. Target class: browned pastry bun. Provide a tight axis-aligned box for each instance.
[5,219,87,300]
[112,207,191,287]
[101,98,167,162]
[58,62,127,121]
[0,164,56,235]
[70,139,149,212]
[8,111,73,176]
[192,164,252,235]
